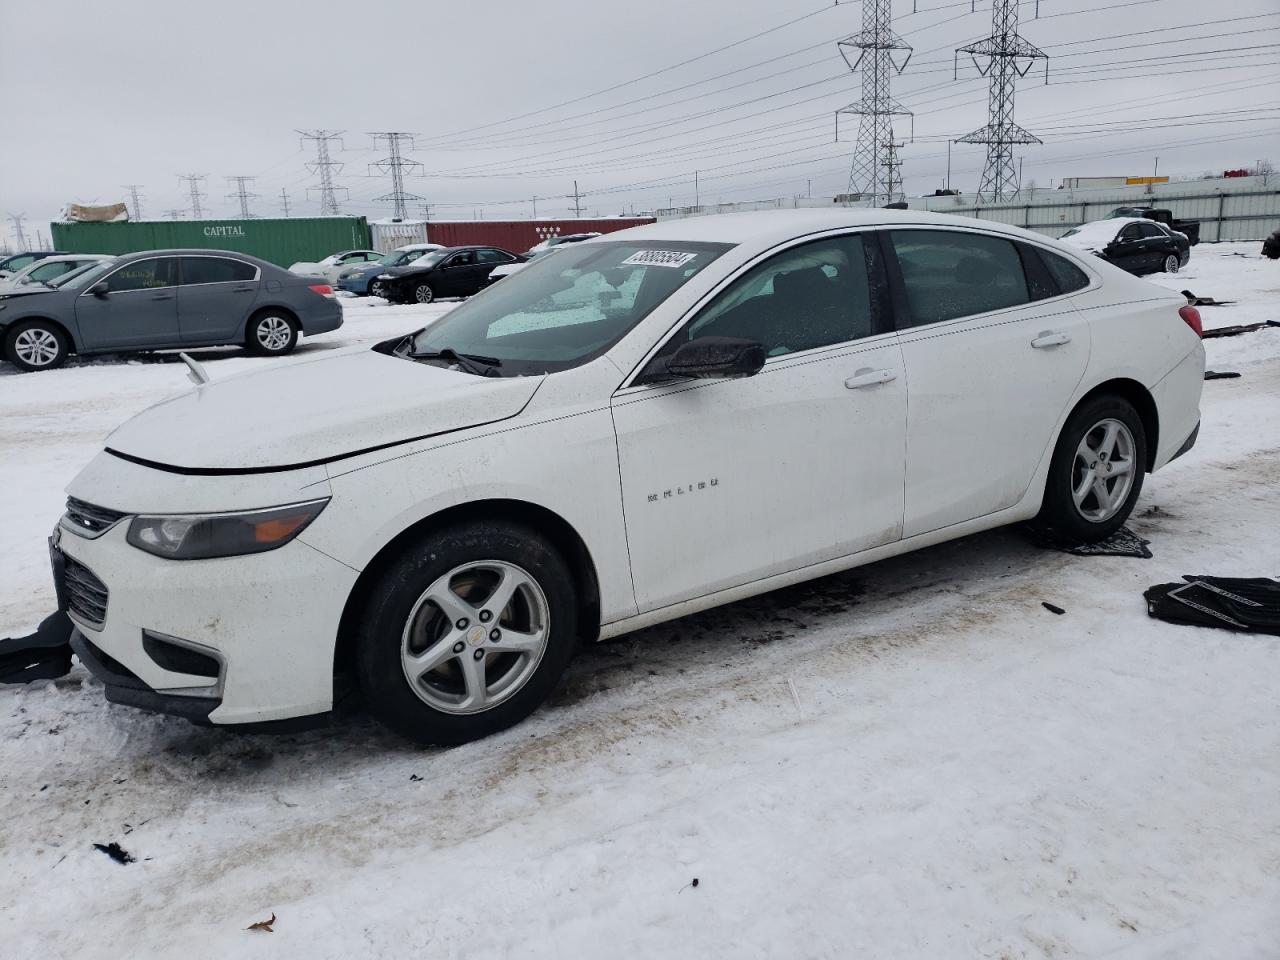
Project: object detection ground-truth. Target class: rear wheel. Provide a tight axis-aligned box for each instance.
[413,282,435,304]
[246,311,298,356]
[357,521,579,745]
[1031,395,1147,544]
[1163,253,1180,274]
[5,320,69,372]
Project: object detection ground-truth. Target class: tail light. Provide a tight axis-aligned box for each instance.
[308,283,335,299]
[1178,304,1203,337]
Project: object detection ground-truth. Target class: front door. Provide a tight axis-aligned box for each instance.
[74,257,180,350]
[612,232,907,613]
[436,251,483,296]
[177,256,261,343]
[885,228,1091,537]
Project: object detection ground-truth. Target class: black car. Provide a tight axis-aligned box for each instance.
[375,246,523,304]
[1062,218,1190,276]
[1262,227,1280,260]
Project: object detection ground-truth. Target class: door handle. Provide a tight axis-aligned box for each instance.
[844,368,897,389]
[232,287,256,293]
[1031,331,1071,349]
[151,293,174,301]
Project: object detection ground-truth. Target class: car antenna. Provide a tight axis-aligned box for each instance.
[179,352,210,386]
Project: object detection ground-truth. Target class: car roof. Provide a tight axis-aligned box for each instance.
[600,208,1057,248]
[23,253,114,264]
[107,249,277,267]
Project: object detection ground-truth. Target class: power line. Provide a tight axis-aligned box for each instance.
[368,132,426,220]
[298,129,348,215]
[177,174,208,220]
[122,184,145,221]
[838,0,914,205]
[225,176,260,218]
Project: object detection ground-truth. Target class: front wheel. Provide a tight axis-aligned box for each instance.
[357,521,579,745]
[412,282,435,304]
[5,320,69,372]
[1163,253,1180,274]
[246,311,298,356]
[1031,395,1147,544]
[368,278,387,299]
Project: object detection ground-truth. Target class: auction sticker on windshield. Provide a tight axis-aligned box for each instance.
[621,250,700,269]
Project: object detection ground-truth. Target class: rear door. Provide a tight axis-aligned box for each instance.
[177,256,261,343]
[74,257,180,349]
[885,228,1091,537]
[1138,221,1173,267]
[475,248,517,286]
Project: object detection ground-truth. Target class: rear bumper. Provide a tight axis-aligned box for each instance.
[1150,344,1206,470]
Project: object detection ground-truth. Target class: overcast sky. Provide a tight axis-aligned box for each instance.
[2,0,1277,238]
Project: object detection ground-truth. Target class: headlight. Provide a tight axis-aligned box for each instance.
[126,499,329,560]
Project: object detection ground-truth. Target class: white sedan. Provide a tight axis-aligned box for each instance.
[0,254,114,294]
[288,249,383,281]
[52,210,1205,744]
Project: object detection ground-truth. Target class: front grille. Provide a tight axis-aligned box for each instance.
[64,556,109,627]
[64,497,128,537]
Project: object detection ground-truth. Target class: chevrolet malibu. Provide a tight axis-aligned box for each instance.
[52,210,1205,744]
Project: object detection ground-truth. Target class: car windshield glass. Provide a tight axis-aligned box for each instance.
[56,261,115,290]
[407,240,732,376]
[405,251,446,269]
[385,249,433,266]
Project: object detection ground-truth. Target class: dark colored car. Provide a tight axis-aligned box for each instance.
[1108,207,1200,245]
[0,250,58,279]
[0,249,342,372]
[1061,218,1190,276]
[376,246,523,304]
[1263,228,1280,260]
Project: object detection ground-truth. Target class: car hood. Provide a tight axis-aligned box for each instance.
[105,349,544,472]
[382,263,437,278]
[0,283,57,298]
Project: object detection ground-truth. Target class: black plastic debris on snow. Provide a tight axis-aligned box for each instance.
[1145,576,1280,636]
[1205,371,1242,380]
[1037,525,1153,559]
[0,611,73,685]
[1181,290,1237,307]
[92,842,136,865]
[1042,602,1066,616]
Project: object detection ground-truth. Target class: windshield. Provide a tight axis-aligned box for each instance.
[404,251,446,270]
[383,248,433,266]
[407,240,732,376]
[57,261,116,290]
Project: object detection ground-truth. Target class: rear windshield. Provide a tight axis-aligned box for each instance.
[407,240,732,375]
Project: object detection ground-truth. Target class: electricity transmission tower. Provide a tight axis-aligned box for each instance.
[177,174,208,219]
[7,213,29,251]
[122,184,145,221]
[369,132,426,220]
[279,188,292,217]
[837,0,913,206]
[954,0,1048,201]
[225,176,261,218]
[298,129,348,215]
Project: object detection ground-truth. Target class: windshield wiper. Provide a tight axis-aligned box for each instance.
[408,347,503,377]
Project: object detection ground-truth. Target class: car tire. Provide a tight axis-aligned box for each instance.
[368,278,387,299]
[245,311,299,356]
[412,282,435,304]
[356,520,579,746]
[1163,253,1180,274]
[1031,394,1147,545]
[4,320,69,372]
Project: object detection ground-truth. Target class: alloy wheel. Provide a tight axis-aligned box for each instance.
[369,280,386,298]
[1071,418,1137,522]
[414,284,434,304]
[400,560,550,715]
[256,315,292,352]
[1164,254,1179,274]
[14,328,60,367]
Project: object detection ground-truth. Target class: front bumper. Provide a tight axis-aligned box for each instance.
[337,275,371,294]
[54,517,359,725]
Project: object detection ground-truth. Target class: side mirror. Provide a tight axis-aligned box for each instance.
[664,336,766,380]
[90,280,109,297]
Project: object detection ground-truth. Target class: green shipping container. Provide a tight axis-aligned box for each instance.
[50,216,371,268]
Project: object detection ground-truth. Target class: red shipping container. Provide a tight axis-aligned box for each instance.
[423,218,655,256]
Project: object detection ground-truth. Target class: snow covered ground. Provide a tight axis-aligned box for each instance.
[1,244,1278,958]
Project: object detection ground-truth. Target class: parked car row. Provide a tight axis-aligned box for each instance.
[0,250,59,280]
[0,250,342,372]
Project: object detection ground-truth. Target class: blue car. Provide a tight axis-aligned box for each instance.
[336,244,443,296]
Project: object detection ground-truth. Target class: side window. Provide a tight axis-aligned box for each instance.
[6,255,35,272]
[1037,249,1091,294]
[476,249,513,264]
[1138,222,1165,239]
[27,261,75,282]
[448,251,477,267]
[180,257,256,284]
[889,230,1029,326]
[1118,224,1144,242]
[676,234,876,358]
[105,258,176,292]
